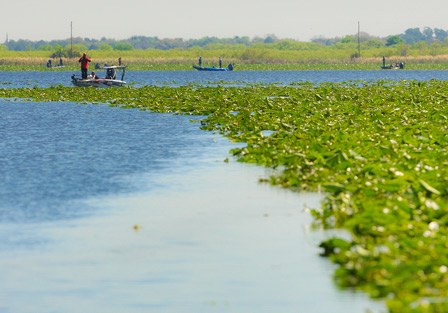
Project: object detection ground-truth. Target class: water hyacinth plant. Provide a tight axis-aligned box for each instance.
[1,80,448,312]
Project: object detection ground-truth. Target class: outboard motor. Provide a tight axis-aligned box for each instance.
[228,63,234,71]
[106,68,117,79]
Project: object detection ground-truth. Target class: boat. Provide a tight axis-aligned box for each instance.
[381,59,405,70]
[381,64,404,70]
[193,64,234,71]
[71,66,127,87]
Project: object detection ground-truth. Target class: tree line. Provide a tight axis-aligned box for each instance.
[2,27,448,53]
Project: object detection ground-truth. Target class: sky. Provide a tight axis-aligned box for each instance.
[2,0,448,43]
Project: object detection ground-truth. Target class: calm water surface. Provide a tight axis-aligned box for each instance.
[0,69,446,88]
[0,72,394,312]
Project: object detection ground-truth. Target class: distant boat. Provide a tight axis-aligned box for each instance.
[381,58,405,70]
[381,64,405,70]
[193,64,234,71]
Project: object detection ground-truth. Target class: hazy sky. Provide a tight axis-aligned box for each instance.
[2,0,448,42]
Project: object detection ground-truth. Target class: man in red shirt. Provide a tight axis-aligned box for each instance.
[78,53,91,79]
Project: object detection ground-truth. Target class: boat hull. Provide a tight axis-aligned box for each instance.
[71,77,126,88]
[193,66,230,71]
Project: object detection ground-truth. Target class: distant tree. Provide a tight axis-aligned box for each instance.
[310,36,327,45]
[251,36,265,44]
[74,43,88,52]
[274,40,294,50]
[186,37,216,48]
[401,28,425,44]
[386,35,404,46]
[311,36,342,46]
[263,34,278,44]
[411,41,429,51]
[5,29,448,53]
[49,39,69,47]
[434,28,448,42]
[51,45,66,58]
[233,36,250,45]
[156,39,185,50]
[34,40,48,49]
[263,36,275,44]
[400,44,410,56]
[98,44,113,51]
[423,27,434,41]
[38,45,54,51]
[364,39,384,48]
[341,35,355,43]
[114,43,134,51]
[128,36,159,49]
[430,41,443,55]
[0,44,8,51]
[66,43,88,57]
[7,39,28,51]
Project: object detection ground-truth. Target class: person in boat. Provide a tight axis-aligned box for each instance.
[59,58,63,66]
[91,71,99,79]
[78,53,91,79]
[198,56,202,67]
[47,59,52,68]
[118,57,122,65]
[219,57,222,68]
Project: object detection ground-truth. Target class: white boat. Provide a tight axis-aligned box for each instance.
[71,66,127,88]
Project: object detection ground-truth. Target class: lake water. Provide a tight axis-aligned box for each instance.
[0,69,447,88]
[0,69,427,313]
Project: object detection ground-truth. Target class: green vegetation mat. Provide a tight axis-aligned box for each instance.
[2,81,448,312]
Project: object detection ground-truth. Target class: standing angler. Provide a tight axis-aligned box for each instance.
[78,53,91,79]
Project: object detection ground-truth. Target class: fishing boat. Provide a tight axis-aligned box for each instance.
[381,60,405,70]
[71,66,127,87]
[193,64,234,71]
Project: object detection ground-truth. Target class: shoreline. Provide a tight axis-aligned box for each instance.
[2,64,448,71]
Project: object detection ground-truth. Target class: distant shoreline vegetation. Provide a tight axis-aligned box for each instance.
[2,27,448,69]
[1,27,448,52]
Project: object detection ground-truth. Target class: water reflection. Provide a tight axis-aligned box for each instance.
[0,161,385,313]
